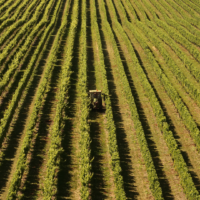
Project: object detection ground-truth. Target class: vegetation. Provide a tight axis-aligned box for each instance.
[0,0,200,199]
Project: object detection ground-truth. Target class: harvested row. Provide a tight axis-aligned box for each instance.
[110,0,188,199]
[130,20,200,200]
[98,0,164,199]
[110,0,200,199]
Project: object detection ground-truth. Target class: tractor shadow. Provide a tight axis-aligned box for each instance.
[89,110,108,199]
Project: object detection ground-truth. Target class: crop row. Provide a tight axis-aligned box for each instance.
[142,0,200,65]
[164,0,200,28]
[43,0,79,198]
[181,0,200,14]
[129,0,147,21]
[92,0,126,199]
[0,26,44,161]
[6,0,63,198]
[155,0,198,37]
[173,0,200,19]
[148,0,200,44]
[137,22,200,151]
[0,1,44,47]
[140,0,200,95]
[120,0,138,20]
[126,20,200,200]
[78,0,93,199]
[155,19,200,63]
[125,0,200,151]
[0,0,59,150]
[101,0,165,199]
[190,0,200,7]
[146,21,200,91]
[147,0,200,84]
[0,0,10,8]
[0,0,15,15]
[0,0,56,96]
[0,0,50,48]
[110,0,200,199]
[145,0,200,78]
[0,0,39,33]
[0,0,27,23]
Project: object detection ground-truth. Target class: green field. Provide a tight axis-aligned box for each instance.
[0,0,200,199]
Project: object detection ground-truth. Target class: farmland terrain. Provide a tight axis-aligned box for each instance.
[0,0,200,199]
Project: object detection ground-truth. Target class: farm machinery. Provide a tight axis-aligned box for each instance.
[88,90,106,110]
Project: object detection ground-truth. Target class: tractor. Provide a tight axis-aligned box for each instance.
[89,90,105,110]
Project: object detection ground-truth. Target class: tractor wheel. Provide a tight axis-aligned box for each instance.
[99,99,102,110]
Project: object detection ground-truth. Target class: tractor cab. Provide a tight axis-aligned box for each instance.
[89,90,103,110]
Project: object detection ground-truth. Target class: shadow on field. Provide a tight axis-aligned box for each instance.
[0,0,67,196]
[23,0,69,197]
[0,0,59,147]
[125,27,200,197]
[0,24,46,197]
[133,43,200,195]
[56,0,82,198]
[89,110,108,200]
[112,29,173,199]
[121,28,175,199]
[96,0,138,199]
[87,0,108,198]
[116,0,131,22]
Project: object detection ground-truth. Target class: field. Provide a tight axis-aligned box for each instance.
[1,0,200,199]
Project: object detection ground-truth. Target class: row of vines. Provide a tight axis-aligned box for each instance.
[0,0,200,199]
